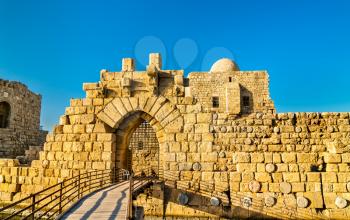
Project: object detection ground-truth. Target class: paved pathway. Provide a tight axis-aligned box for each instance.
[60,181,129,220]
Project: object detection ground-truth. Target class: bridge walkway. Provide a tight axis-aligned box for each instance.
[59,181,130,220]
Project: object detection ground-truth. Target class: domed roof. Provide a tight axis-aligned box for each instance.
[210,58,239,72]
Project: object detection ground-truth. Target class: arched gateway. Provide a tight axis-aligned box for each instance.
[96,95,183,178]
[2,53,350,219]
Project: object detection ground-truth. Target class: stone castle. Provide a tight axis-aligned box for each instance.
[0,80,47,159]
[0,53,350,219]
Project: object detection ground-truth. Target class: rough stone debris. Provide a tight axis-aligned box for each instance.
[1,53,350,219]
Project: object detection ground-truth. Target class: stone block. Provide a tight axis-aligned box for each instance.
[291,183,305,192]
[169,142,181,152]
[184,114,196,124]
[307,173,321,182]
[202,172,213,181]
[342,153,350,163]
[198,142,212,152]
[194,124,209,133]
[232,152,250,163]
[281,153,296,163]
[297,153,317,163]
[250,153,264,163]
[237,163,256,172]
[322,172,338,183]
[323,153,342,163]
[255,173,272,182]
[283,173,300,182]
[230,172,241,182]
[92,162,105,170]
[196,113,212,123]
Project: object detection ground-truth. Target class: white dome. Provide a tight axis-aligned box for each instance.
[210,58,239,72]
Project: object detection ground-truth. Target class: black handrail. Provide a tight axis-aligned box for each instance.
[0,168,128,220]
[127,167,160,219]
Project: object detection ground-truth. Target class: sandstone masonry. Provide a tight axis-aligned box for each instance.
[0,54,349,219]
[0,80,47,158]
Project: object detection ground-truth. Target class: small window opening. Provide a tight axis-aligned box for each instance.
[0,102,10,128]
[229,77,232,82]
[243,96,250,107]
[212,97,219,108]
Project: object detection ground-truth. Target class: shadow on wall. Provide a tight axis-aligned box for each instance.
[240,85,253,115]
[135,172,323,219]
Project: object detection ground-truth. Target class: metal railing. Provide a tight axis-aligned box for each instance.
[126,167,161,219]
[0,168,128,220]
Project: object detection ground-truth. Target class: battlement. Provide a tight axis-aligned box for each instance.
[83,53,274,116]
[0,79,41,98]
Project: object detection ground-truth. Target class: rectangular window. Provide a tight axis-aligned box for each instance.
[243,96,250,107]
[229,77,232,82]
[212,96,219,108]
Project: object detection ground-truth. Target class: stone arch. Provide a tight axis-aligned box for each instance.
[0,101,11,128]
[97,96,184,176]
[97,96,183,133]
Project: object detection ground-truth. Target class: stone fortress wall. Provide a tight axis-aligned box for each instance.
[0,54,349,219]
[0,79,47,158]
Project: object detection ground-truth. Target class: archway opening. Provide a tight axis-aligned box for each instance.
[114,111,164,178]
[0,102,10,128]
[127,120,159,176]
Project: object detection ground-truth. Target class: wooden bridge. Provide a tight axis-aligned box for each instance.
[59,181,130,220]
[0,169,153,220]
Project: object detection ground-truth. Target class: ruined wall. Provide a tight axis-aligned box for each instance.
[0,80,47,158]
[0,54,349,219]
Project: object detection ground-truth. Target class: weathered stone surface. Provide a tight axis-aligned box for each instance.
[248,180,261,192]
[241,197,252,208]
[297,196,309,208]
[210,197,220,206]
[177,193,189,205]
[0,80,47,158]
[1,53,350,219]
[192,162,201,171]
[280,182,292,194]
[335,196,347,209]
[265,163,276,173]
[264,196,276,207]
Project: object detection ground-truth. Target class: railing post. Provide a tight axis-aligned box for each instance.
[30,194,35,220]
[128,174,134,219]
[89,172,91,192]
[59,182,63,214]
[78,172,81,199]
[100,170,103,188]
[113,167,116,183]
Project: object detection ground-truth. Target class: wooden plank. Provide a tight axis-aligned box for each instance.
[60,181,129,220]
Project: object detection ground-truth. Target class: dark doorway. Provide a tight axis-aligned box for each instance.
[0,102,10,128]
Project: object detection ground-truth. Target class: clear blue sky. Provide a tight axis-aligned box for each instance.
[0,0,349,131]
